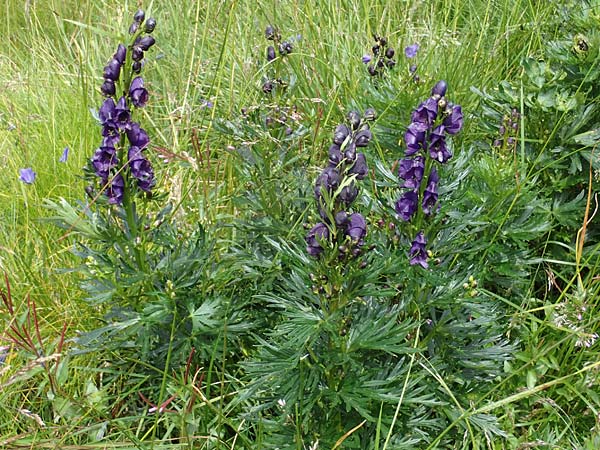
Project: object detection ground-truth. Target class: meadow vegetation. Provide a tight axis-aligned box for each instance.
[0,0,599,448]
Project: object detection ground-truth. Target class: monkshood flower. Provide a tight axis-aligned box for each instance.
[398,156,424,189]
[409,231,428,268]
[395,190,418,222]
[421,168,439,215]
[19,168,36,184]
[88,8,157,204]
[307,109,374,258]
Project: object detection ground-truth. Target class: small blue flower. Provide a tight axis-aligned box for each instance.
[19,168,36,184]
[59,147,69,163]
[362,54,372,64]
[404,43,420,59]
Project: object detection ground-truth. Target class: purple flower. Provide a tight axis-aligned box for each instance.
[354,129,372,147]
[362,54,372,64]
[101,79,116,96]
[348,153,368,180]
[106,173,125,205]
[443,105,463,135]
[129,77,149,108]
[404,43,420,58]
[339,184,358,205]
[395,190,418,221]
[267,46,276,62]
[99,98,117,127]
[404,122,428,156]
[398,156,424,189]
[429,125,452,163]
[103,58,121,82]
[115,96,131,129]
[422,168,439,215]
[92,141,118,179]
[201,99,213,109]
[328,144,343,167]
[314,167,341,201]
[409,231,428,268]
[128,147,155,192]
[19,168,36,184]
[306,222,330,257]
[345,213,366,242]
[333,124,351,145]
[59,147,69,163]
[127,122,150,149]
[411,97,438,126]
[114,44,127,66]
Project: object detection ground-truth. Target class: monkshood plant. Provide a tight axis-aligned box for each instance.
[241,110,431,448]
[46,9,243,405]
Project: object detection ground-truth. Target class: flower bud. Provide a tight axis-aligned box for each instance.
[354,129,372,147]
[114,44,127,65]
[333,124,350,145]
[347,111,361,130]
[265,25,275,40]
[267,45,276,62]
[364,108,377,121]
[367,65,377,76]
[431,80,448,97]
[132,61,142,74]
[100,79,116,96]
[385,47,395,59]
[132,46,144,61]
[129,21,139,35]
[103,58,121,81]
[262,80,274,93]
[145,18,157,33]
[133,9,145,23]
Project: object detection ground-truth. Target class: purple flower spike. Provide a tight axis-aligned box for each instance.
[306,222,330,257]
[422,168,439,215]
[404,122,428,156]
[404,43,420,58]
[129,77,149,108]
[362,54,372,64]
[443,105,463,135]
[429,125,452,163]
[395,190,418,221]
[59,146,69,163]
[346,212,367,242]
[19,168,36,184]
[409,231,428,268]
[398,156,424,189]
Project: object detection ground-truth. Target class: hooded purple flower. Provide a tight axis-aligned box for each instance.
[411,97,438,126]
[127,122,150,149]
[409,231,428,268]
[348,153,368,180]
[114,44,127,66]
[328,144,343,167]
[19,168,36,184]
[443,105,463,135]
[339,183,358,205]
[314,166,341,201]
[398,156,424,189]
[333,124,351,146]
[422,168,439,215]
[114,96,131,130]
[404,122,428,156]
[306,222,330,257]
[395,190,418,221]
[429,125,452,163]
[345,213,366,242]
[354,129,372,147]
[129,77,149,108]
[404,43,419,58]
[103,58,121,82]
[128,147,155,192]
[431,80,447,97]
[92,140,118,179]
[106,173,125,205]
[99,98,117,128]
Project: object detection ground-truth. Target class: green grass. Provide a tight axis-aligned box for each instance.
[1,0,599,448]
